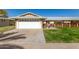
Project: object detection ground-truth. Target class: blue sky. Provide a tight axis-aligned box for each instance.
[6,9,79,17]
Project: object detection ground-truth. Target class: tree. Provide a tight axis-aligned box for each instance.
[0,10,8,36]
[0,9,8,17]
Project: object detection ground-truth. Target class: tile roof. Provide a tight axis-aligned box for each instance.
[46,17,79,20]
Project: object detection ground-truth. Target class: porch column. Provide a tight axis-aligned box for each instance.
[43,21,47,28]
[69,23,71,27]
[54,23,55,27]
[62,23,63,27]
[77,23,79,27]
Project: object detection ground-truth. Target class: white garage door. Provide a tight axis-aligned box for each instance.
[16,21,42,29]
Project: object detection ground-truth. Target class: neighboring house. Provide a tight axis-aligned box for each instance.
[0,10,15,26]
[0,18,10,26]
[1,11,79,29]
[0,9,9,26]
[0,18,15,26]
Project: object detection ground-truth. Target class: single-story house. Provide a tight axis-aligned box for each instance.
[0,17,15,26]
[1,12,79,29]
[0,10,15,26]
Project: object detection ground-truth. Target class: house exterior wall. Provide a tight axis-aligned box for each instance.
[0,18,79,28]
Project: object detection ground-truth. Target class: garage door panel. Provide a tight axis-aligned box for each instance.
[16,21,42,29]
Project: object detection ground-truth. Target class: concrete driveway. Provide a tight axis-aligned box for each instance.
[1,29,79,49]
[0,29,46,49]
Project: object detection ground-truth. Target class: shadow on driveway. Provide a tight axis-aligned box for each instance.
[0,44,24,49]
[0,32,18,38]
[0,32,26,41]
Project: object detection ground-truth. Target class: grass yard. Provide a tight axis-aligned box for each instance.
[0,26,15,33]
[44,27,79,43]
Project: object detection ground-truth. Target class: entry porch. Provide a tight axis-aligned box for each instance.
[43,20,79,28]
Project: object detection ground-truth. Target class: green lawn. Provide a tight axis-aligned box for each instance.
[0,26,15,33]
[44,27,79,43]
